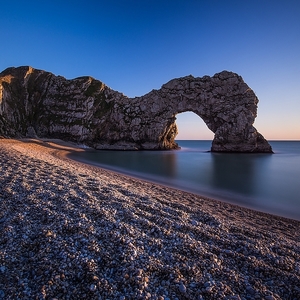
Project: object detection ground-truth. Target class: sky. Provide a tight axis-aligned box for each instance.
[1,0,299,140]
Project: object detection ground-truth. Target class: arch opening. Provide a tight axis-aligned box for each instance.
[175,111,214,142]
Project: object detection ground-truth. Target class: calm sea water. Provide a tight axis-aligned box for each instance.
[69,141,300,221]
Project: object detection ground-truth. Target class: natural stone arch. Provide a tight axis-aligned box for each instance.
[0,66,272,152]
[108,71,272,152]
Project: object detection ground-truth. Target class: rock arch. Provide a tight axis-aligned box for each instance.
[105,71,272,152]
[0,66,272,152]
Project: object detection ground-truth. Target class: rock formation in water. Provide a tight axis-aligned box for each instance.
[0,66,272,152]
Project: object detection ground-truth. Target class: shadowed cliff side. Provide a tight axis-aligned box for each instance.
[0,66,272,152]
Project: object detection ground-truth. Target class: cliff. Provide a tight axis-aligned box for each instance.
[0,66,272,152]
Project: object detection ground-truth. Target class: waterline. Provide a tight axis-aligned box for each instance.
[68,141,300,221]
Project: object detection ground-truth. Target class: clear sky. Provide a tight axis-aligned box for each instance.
[1,0,299,140]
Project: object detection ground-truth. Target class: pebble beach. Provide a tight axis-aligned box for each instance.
[0,138,299,300]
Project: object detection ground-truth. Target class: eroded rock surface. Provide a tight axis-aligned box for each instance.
[0,66,272,152]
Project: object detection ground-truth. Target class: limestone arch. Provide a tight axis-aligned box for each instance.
[138,72,273,152]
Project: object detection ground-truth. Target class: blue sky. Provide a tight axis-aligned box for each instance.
[1,0,299,140]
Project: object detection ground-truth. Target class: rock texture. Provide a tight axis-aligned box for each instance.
[0,66,272,152]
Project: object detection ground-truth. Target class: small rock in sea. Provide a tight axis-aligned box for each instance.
[179,282,186,293]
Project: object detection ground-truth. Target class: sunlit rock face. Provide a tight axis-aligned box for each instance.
[0,66,272,152]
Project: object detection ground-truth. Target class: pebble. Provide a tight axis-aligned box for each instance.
[0,290,5,299]
[246,286,255,295]
[179,282,186,293]
[89,284,97,292]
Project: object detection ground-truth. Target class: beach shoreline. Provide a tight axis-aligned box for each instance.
[66,147,300,223]
[0,138,299,299]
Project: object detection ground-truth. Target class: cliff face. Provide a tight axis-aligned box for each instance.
[0,66,122,143]
[0,66,272,152]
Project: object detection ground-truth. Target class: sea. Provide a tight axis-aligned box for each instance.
[68,141,300,221]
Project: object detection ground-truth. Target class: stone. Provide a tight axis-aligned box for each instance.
[89,284,97,292]
[0,66,272,152]
[265,296,275,300]
[178,282,187,293]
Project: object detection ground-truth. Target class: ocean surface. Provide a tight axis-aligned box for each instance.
[68,141,300,221]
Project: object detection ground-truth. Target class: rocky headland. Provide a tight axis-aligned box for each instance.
[0,66,272,152]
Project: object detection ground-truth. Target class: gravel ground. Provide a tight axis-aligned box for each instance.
[0,138,299,300]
